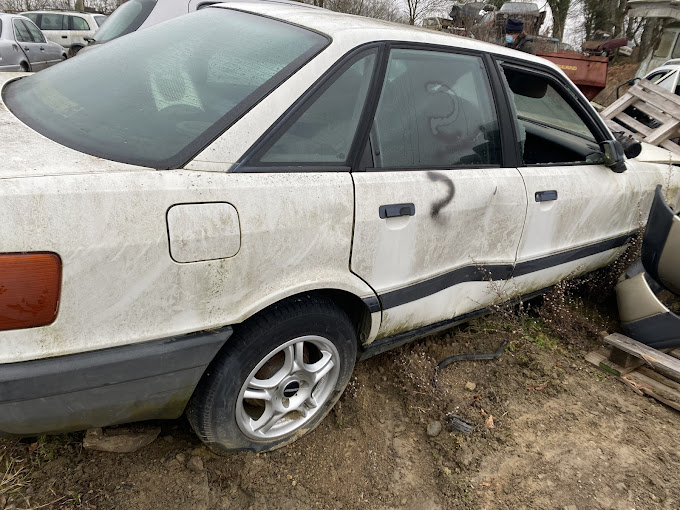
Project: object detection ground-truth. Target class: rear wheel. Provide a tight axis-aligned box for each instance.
[19,62,29,72]
[187,295,357,453]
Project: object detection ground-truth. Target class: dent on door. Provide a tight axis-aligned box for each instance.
[166,202,240,263]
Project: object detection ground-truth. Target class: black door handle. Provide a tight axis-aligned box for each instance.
[535,190,558,202]
[379,203,415,219]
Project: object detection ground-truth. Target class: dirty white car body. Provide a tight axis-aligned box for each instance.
[0,1,678,453]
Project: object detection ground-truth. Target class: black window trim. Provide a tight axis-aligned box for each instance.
[234,43,385,173]
[236,41,518,173]
[364,42,510,172]
[492,56,613,169]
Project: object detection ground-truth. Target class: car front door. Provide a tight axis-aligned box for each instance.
[350,47,527,342]
[495,61,642,296]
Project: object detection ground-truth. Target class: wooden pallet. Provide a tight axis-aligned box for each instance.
[586,333,680,411]
[600,79,680,155]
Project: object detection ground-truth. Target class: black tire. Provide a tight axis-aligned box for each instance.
[68,46,83,58]
[19,62,29,72]
[186,295,357,454]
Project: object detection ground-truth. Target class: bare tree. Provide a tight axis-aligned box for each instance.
[546,0,571,40]
[326,0,405,22]
[404,0,448,25]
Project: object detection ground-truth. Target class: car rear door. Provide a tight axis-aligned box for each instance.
[12,18,43,70]
[350,46,527,342]
[35,13,68,48]
[23,19,61,68]
[494,60,642,296]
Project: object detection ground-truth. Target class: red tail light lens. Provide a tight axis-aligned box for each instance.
[0,253,61,331]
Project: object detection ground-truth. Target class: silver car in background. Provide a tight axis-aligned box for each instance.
[0,13,66,72]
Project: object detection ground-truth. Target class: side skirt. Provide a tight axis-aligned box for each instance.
[358,287,552,360]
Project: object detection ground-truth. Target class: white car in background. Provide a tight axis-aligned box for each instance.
[21,10,106,56]
[0,1,678,454]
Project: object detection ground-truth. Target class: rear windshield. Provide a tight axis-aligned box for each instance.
[3,9,329,169]
[94,0,157,43]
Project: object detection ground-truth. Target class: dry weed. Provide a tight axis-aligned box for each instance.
[0,441,30,498]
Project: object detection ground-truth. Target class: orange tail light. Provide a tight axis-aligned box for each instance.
[0,253,61,332]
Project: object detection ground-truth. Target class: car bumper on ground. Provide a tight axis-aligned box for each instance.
[0,328,231,437]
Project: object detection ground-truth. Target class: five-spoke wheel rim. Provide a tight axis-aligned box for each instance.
[235,335,340,440]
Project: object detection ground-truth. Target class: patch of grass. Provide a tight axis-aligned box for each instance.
[32,433,81,466]
[0,441,30,497]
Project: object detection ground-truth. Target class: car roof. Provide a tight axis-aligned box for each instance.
[20,10,94,16]
[208,1,561,72]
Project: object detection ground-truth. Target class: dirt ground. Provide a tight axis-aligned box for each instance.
[2,275,680,510]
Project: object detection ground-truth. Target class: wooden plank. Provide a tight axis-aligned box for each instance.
[628,88,680,118]
[645,118,680,144]
[632,100,670,124]
[613,112,653,137]
[605,119,636,139]
[624,371,680,412]
[640,79,680,107]
[609,346,645,369]
[602,333,680,382]
[660,139,680,155]
[585,347,641,376]
[669,348,680,360]
[600,94,639,119]
[638,366,680,393]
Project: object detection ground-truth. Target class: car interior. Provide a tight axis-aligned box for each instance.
[503,67,602,165]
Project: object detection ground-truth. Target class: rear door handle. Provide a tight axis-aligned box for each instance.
[379,203,415,219]
[535,190,558,202]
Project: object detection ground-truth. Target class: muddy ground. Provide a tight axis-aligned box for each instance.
[2,276,680,510]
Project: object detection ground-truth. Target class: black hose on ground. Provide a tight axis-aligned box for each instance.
[436,339,509,372]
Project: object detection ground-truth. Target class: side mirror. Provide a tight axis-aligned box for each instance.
[600,140,627,173]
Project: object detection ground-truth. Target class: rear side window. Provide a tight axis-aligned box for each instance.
[4,9,329,169]
[258,51,377,164]
[94,0,158,43]
[371,49,501,169]
[70,16,91,31]
[13,19,31,42]
[24,19,46,43]
[39,13,66,30]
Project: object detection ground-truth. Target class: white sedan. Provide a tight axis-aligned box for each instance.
[0,0,678,453]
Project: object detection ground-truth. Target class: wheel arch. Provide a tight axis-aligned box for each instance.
[233,288,379,350]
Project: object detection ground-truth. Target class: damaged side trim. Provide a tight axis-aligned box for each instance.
[375,232,634,310]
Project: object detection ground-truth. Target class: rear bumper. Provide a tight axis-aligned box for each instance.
[0,328,231,437]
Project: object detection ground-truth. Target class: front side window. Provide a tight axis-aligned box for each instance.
[13,19,31,43]
[70,16,91,31]
[502,66,601,166]
[93,0,158,43]
[4,9,329,168]
[371,49,501,169]
[258,51,376,164]
[24,19,46,43]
